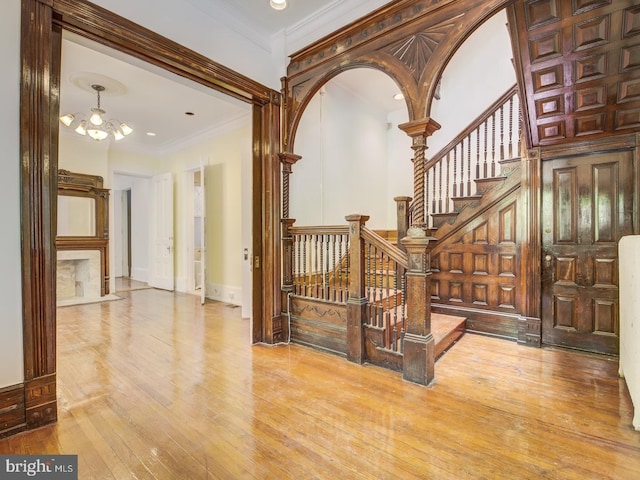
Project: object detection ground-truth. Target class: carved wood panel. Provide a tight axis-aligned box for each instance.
[284,0,512,151]
[431,192,522,316]
[509,0,640,147]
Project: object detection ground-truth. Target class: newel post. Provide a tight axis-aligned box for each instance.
[394,196,412,252]
[398,118,441,228]
[401,227,434,385]
[345,214,370,364]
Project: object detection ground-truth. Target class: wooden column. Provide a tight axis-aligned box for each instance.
[394,196,412,252]
[20,0,59,428]
[279,152,301,220]
[345,214,370,364]
[398,119,441,228]
[400,227,434,386]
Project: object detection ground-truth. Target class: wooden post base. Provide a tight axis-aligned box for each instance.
[402,332,435,386]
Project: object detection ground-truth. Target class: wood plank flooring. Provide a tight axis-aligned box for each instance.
[0,288,638,479]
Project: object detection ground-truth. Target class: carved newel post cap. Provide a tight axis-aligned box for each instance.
[407,226,428,239]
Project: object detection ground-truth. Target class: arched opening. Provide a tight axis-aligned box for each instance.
[290,68,411,230]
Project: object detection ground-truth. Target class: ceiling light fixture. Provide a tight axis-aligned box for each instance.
[59,84,133,141]
[393,93,404,100]
[270,0,287,10]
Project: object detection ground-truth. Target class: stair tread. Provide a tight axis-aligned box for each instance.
[432,313,466,359]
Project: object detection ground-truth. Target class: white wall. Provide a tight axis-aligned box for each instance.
[162,122,251,306]
[619,236,640,430]
[0,0,24,388]
[429,9,516,154]
[291,81,391,229]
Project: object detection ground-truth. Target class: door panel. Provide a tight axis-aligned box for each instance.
[149,172,174,291]
[541,151,634,355]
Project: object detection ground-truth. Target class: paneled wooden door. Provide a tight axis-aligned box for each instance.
[541,151,634,355]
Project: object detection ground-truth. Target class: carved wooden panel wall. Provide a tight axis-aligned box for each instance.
[290,297,348,356]
[509,0,640,146]
[430,189,523,337]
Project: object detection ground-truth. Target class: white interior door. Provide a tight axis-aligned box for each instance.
[149,172,174,290]
[199,164,206,305]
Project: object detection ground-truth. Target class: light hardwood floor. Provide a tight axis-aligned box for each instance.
[1,288,638,479]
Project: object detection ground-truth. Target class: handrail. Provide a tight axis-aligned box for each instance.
[362,227,408,268]
[290,225,350,235]
[425,84,519,173]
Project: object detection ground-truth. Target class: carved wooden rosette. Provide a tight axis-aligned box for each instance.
[398,118,441,228]
[284,0,510,152]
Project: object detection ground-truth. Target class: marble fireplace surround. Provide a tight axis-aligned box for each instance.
[57,250,101,303]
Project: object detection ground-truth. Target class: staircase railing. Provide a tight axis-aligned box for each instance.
[421,85,521,228]
[362,227,407,353]
[287,221,409,353]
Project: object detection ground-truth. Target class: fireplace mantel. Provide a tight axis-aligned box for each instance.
[56,170,110,297]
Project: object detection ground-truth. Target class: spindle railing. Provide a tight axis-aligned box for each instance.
[362,227,407,352]
[290,226,350,303]
[288,223,408,352]
[422,85,521,228]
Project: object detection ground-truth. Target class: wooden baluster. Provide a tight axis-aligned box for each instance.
[302,235,308,297]
[445,152,450,213]
[458,142,464,199]
[467,133,472,196]
[400,268,406,354]
[491,112,496,177]
[475,126,481,182]
[393,263,399,350]
[483,119,488,178]
[508,95,514,160]
[432,163,437,215]
[294,234,300,295]
[385,254,390,329]
[424,168,430,228]
[319,234,324,300]
[337,234,343,302]
[438,159,443,213]
[452,146,458,197]
[373,245,379,308]
[500,104,505,163]
[331,235,336,302]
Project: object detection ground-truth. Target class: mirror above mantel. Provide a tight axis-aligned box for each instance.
[56,169,110,301]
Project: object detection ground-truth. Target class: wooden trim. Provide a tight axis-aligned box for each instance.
[0,384,26,439]
[290,225,350,236]
[51,0,273,104]
[362,227,408,267]
[432,304,519,341]
[19,0,279,437]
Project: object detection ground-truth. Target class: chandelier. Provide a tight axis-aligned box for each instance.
[59,84,133,141]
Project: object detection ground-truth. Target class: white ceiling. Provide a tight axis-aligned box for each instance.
[59,1,402,155]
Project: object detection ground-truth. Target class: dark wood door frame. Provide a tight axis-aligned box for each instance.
[19,0,280,431]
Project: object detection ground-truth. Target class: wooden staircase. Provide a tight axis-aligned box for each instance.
[371,230,467,359]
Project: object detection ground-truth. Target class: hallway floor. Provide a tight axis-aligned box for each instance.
[0,288,638,479]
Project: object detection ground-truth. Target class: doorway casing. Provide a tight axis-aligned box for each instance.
[18,0,281,432]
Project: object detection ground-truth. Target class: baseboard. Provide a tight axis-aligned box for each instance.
[175,276,187,293]
[206,283,242,306]
[518,315,542,347]
[25,374,57,429]
[0,383,26,439]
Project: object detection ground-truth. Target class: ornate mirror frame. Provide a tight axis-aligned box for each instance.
[56,169,110,296]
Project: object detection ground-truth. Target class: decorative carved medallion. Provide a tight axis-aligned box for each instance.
[387,17,462,81]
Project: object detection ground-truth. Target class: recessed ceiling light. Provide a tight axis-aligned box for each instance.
[270,0,287,10]
[146,132,156,137]
[393,93,404,100]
